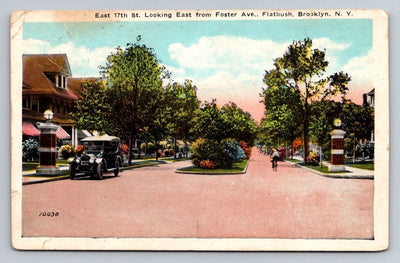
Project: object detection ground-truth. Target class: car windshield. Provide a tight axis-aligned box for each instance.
[83,141,104,154]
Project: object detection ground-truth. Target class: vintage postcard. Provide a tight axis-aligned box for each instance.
[10,9,389,251]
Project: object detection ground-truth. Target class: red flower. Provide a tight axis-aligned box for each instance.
[121,144,129,154]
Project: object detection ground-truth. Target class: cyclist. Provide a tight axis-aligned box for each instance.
[271,148,279,171]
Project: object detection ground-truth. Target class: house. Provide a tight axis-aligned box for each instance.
[362,88,375,142]
[363,88,375,108]
[22,54,81,146]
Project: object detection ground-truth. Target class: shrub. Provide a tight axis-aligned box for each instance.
[292,138,302,152]
[199,160,217,169]
[239,141,252,159]
[191,138,232,168]
[74,145,84,156]
[22,138,39,161]
[140,142,157,155]
[60,144,74,159]
[277,146,286,160]
[307,151,320,165]
[163,149,174,157]
[121,144,129,154]
[223,139,246,162]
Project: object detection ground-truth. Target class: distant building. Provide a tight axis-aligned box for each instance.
[363,88,375,108]
[22,54,89,146]
[362,88,375,142]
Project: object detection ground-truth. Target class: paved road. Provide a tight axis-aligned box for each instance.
[22,149,374,239]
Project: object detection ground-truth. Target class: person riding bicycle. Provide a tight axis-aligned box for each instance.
[271,148,279,171]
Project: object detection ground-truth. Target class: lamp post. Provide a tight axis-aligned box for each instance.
[36,110,61,176]
[328,118,346,172]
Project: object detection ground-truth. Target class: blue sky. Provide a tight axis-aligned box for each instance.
[23,19,373,121]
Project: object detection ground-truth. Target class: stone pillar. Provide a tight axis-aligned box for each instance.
[36,121,61,176]
[328,129,346,172]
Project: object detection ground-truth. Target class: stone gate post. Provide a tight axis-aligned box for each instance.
[36,110,61,176]
[329,126,346,172]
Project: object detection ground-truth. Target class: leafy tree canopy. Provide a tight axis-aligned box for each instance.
[71,79,112,135]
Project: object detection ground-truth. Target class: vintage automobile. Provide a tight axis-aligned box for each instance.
[69,135,123,180]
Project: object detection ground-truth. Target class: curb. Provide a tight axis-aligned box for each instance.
[22,160,170,185]
[289,162,374,180]
[23,175,70,185]
[175,159,249,175]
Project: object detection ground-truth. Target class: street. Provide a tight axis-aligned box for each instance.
[22,149,374,239]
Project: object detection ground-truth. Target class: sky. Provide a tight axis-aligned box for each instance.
[23,19,374,122]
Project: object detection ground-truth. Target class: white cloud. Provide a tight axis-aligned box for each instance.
[312,37,351,52]
[22,38,114,77]
[343,49,377,85]
[22,38,52,53]
[341,50,378,103]
[169,36,290,74]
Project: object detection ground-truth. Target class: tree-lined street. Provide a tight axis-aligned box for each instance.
[22,149,373,239]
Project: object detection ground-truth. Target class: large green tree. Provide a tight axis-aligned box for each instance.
[164,80,200,157]
[259,85,303,147]
[263,38,351,163]
[309,100,342,159]
[341,102,374,141]
[100,40,164,164]
[192,99,228,141]
[222,102,258,146]
[70,79,112,135]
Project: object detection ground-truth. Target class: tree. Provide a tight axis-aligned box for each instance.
[263,38,351,163]
[70,79,112,135]
[100,40,164,164]
[192,99,228,141]
[309,100,342,159]
[164,80,200,158]
[259,85,303,148]
[222,102,258,146]
[341,102,374,142]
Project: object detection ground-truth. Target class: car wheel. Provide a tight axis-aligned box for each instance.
[97,163,104,180]
[70,164,76,180]
[114,160,120,177]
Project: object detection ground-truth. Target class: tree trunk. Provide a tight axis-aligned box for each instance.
[155,140,159,162]
[303,89,309,164]
[174,136,177,159]
[128,135,132,165]
[137,139,141,159]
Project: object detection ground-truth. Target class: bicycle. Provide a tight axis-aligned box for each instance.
[271,156,278,171]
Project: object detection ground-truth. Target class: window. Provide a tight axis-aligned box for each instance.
[31,98,39,112]
[22,97,30,109]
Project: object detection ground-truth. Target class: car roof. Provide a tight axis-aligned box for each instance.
[81,135,120,142]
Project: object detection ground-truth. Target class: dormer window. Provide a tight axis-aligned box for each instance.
[56,74,66,89]
[45,72,66,89]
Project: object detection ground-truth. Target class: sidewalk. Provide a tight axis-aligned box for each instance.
[287,156,374,179]
[22,158,175,185]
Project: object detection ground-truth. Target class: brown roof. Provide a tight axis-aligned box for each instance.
[23,54,78,100]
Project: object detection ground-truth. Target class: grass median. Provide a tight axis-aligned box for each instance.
[177,159,249,175]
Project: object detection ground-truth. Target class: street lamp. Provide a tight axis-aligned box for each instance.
[43,109,54,122]
[334,118,342,128]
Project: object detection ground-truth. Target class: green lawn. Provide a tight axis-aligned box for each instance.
[299,163,349,174]
[124,160,167,169]
[177,159,249,174]
[348,162,374,171]
[284,158,301,163]
[23,160,70,171]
